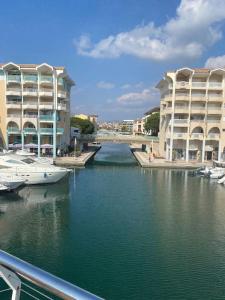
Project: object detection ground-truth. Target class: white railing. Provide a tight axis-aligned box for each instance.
[176,81,189,88]
[23,102,38,107]
[191,133,204,139]
[208,82,222,88]
[191,106,206,110]
[173,133,187,138]
[173,119,189,124]
[207,133,220,139]
[207,106,221,110]
[23,114,38,118]
[206,119,220,123]
[7,114,21,118]
[192,82,207,88]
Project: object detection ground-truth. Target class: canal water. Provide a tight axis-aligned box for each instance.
[1,143,225,299]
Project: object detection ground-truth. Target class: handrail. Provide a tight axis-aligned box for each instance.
[0,250,103,300]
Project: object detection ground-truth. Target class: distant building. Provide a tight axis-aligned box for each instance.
[119,120,134,132]
[133,107,160,135]
[74,113,98,132]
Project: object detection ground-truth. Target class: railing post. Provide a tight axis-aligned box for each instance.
[0,265,21,300]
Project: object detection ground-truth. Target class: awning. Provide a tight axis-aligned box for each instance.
[24,143,38,148]
[41,144,53,149]
[8,143,22,149]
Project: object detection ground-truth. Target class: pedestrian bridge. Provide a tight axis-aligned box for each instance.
[78,134,159,145]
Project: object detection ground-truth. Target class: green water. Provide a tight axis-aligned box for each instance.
[1,143,225,299]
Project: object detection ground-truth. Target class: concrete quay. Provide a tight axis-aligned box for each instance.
[131,147,212,169]
[54,146,101,167]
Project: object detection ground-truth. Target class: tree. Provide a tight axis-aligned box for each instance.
[70,117,95,134]
[144,112,160,136]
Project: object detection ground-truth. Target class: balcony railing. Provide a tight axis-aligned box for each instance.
[207,133,220,139]
[23,128,37,134]
[207,106,221,110]
[57,128,64,134]
[173,119,189,124]
[39,89,54,97]
[6,88,22,96]
[191,133,204,139]
[7,127,20,133]
[23,75,38,83]
[23,101,38,107]
[7,114,21,118]
[58,90,67,98]
[40,128,53,134]
[208,82,222,88]
[40,75,53,83]
[6,100,22,106]
[23,114,38,118]
[39,115,54,121]
[173,133,187,138]
[0,250,103,300]
[23,88,38,95]
[192,82,206,88]
[7,74,21,83]
[176,81,189,89]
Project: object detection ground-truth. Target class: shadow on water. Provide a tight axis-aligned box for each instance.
[89,142,138,166]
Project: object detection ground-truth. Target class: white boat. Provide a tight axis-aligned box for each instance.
[0,174,25,190]
[198,166,212,176]
[218,175,225,184]
[16,149,36,156]
[209,167,225,179]
[0,155,69,185]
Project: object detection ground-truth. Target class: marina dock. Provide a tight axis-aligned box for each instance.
[131,146,212,169]
[54,145,101,167]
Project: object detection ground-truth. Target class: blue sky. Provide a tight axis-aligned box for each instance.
[1,0,225,121]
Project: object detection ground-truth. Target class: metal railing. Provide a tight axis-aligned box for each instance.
[0,250,103,300]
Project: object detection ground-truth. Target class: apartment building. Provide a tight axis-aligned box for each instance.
[133,107,160,135]
[157,68,225,162]
[0,62,74,158]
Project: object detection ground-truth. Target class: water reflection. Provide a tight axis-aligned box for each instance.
[0,177,70,259]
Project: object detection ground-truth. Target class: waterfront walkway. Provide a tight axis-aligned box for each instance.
[131,147,212,169]
[54,146,100,167]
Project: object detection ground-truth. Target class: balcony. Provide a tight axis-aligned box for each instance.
[191,106,206,114]
[23,128,37,134]
[57,103,67,111]
[39,115,54,121]
[57,91,67,98]
[173,132,188,139]
[174,106,189,113]
[176,81,190,89]
[191,94,206,101]
[23,101,38,109]
[39,102,54,109]
[6,88,22,96]
[207,133,220,140]
[39,89,53,97]
[23,114,38,119]
[170,119,189,126]
[57,128,64,134]
[207,106,222,114]
[40,75,53,84]
[191,133,204,139]
[6,101,22,109]
[40,128,53,134]
[175,94,189,101]
[7,127,21,134]
[208,82,222,89]
[58,78,64,86]
[23,88,38,97]
[208,94,223,102]
[23,75,38,84]
[7,75,21,83]
[192,82,207,88]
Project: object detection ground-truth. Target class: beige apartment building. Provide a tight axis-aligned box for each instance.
[157,68,225,162]
[0,62,74,158]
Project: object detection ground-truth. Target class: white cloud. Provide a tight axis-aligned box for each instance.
[117,87,159,106]
[74,0,225,62]
[96,81,115,89]
[121,84,131,89]
[205,55,225,68]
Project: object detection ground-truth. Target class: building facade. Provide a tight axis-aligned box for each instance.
[157,68,225,162]
[0,62,74,158]
[133,107,160,135]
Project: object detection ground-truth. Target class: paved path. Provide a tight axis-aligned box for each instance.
[131,148,212,169]
[54,146,100,167]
